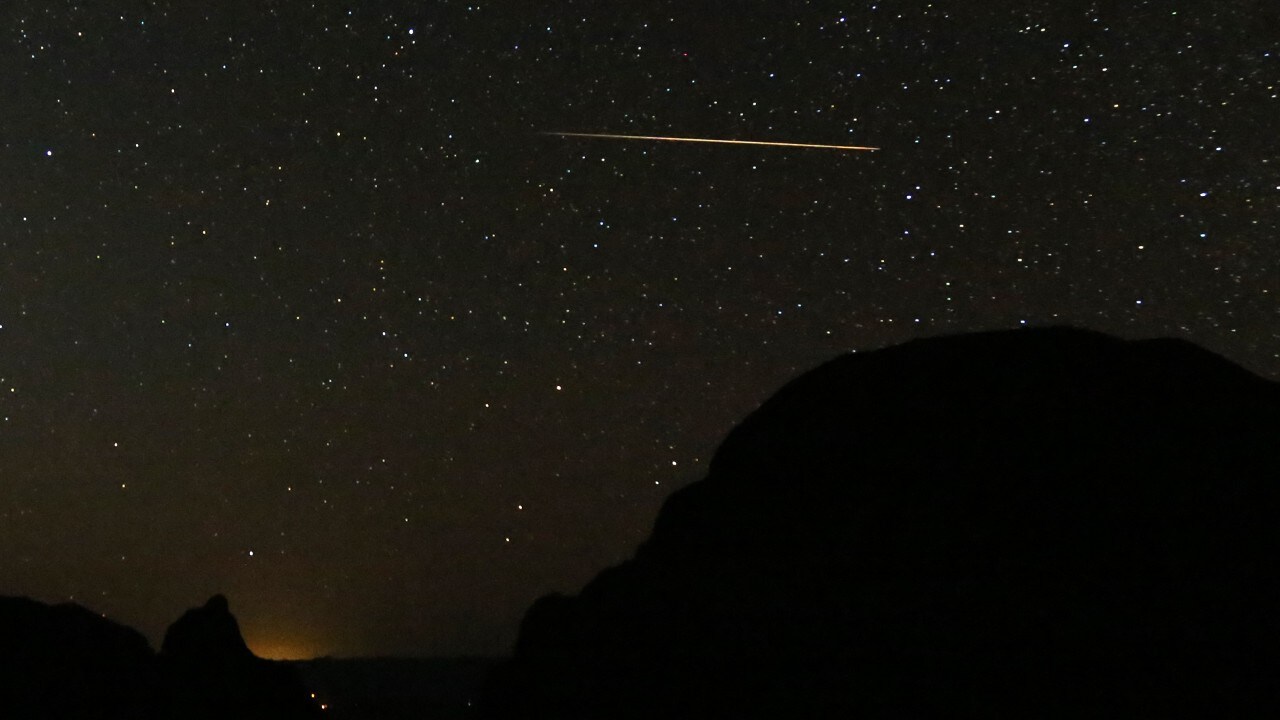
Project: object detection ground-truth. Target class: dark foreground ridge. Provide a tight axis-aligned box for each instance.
[0,594,320,719]
[481,327,1280,718]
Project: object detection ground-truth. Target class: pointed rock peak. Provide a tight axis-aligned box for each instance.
[161,594,254,662]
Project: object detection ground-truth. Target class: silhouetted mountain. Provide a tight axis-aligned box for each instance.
[0,594,321,719]
[0,596,157,719]
[159,594,321,720]
[481,327,1280,718]
[161,594,254,664]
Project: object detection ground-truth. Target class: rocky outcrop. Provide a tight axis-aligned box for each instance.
[482,327,1280,717]
[159,595,320,720]
[161,594,254,665]
[0,594,320,719]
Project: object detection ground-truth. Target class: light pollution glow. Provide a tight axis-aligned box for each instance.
[245,634,329,661]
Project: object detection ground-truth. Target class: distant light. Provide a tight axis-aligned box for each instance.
[45,149,53,156]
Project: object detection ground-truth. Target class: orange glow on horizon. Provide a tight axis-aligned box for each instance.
[245,636,327,661]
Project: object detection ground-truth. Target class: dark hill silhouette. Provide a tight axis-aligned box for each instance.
[0,594,321,719]
[0,596,156,719]
[481,327,1280,718]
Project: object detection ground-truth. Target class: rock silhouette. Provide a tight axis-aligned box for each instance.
[161,594,254,664]
[160,594,321,720]
[481,327,1280,717]
[0,596,157,719]
[0,594,320,719]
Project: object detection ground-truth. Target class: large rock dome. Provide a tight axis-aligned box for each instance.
[482,327,1280,718]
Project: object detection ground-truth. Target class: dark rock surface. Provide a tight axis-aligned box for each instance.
[481,327,1280,718]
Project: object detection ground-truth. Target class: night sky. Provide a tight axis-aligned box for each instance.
[2,1,1276,659]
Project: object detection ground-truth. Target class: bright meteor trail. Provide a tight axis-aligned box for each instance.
[543,132,880,152]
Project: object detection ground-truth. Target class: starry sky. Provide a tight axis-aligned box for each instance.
[2,1,1276,659]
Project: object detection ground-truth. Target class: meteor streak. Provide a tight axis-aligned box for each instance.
[543,131,879,152]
